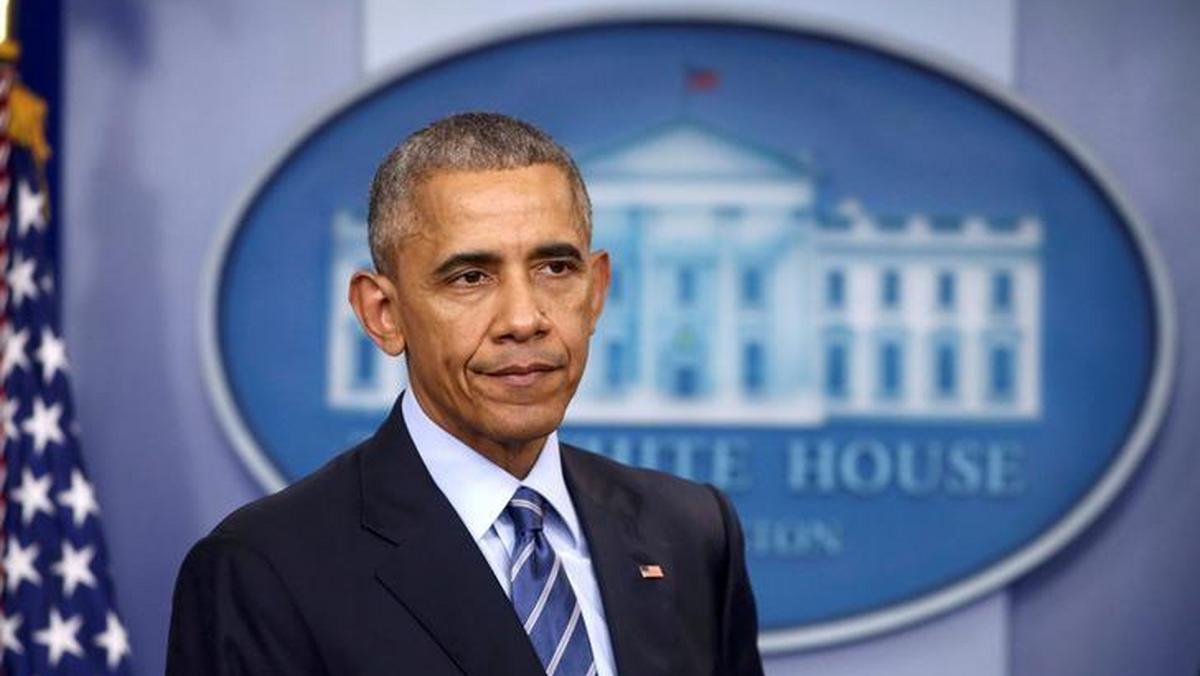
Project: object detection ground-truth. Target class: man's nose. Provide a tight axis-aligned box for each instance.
[493,274,549,342]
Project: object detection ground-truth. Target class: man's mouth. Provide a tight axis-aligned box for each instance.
[482,362,561,387]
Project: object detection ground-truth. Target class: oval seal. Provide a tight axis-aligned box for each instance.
[202,17,1175,652]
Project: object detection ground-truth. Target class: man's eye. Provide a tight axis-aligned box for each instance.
[455,270,487,285]
[544,260,575,275]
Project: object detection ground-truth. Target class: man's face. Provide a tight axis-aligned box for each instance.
[387,163,608,454]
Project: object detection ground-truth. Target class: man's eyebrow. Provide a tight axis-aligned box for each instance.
[431,251,502,278]
[531,242,584,261]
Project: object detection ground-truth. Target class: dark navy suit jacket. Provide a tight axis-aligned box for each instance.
[167,399,764,675]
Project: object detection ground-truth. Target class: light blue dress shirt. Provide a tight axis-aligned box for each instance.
[403,391,617,676]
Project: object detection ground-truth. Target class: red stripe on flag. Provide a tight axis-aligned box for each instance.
[0,60,11,613]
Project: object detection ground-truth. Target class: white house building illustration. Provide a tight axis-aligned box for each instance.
[326,121,1042,424]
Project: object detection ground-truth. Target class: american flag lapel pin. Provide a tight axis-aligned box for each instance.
[638,564,664,579]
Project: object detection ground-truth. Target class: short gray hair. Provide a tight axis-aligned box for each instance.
[367,112,592,275]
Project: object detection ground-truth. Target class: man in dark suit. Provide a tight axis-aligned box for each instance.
[168,112,763,675]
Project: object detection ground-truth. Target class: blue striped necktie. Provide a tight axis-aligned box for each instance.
[506,487,596,676]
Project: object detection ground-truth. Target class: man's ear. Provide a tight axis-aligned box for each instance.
[586,249,611,335]
[348,271,406,356]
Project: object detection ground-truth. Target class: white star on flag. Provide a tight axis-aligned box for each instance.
[21,396,65,454]
[4,537,42,591]
[52,542,98,596]
[33,608,84,667]
[1,326,29,378]
[94,611,131,670]
[17,180,47,237]
[36,327,69,382]
[11,468,55,524]
[58,469,101,526]
[0,612,22,655]
[7,252,39,306]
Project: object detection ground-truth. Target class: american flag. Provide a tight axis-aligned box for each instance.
[0,62,132,673]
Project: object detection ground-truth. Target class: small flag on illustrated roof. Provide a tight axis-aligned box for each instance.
[685,66,720,92]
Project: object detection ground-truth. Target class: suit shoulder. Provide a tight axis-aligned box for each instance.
[210,441,364,546]
[564,444,725,525]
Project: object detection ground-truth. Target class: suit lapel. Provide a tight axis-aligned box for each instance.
[360,399,543,676]
[563,446,683,676]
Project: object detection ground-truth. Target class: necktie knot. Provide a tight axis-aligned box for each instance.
[507,486,547,536]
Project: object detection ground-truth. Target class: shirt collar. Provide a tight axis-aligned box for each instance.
[402,390,582,546]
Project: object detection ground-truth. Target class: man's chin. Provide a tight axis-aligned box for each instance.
[482,401,567,444]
